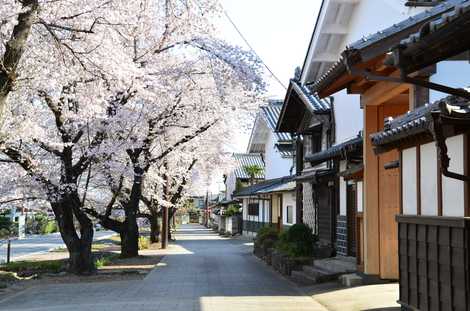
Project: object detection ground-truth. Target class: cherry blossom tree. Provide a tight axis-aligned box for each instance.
[0,0,264,272]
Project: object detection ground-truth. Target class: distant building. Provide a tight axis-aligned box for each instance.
[230,100,297,236]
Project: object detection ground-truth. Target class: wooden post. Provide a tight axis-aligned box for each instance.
[7,240,11,264]
[161,206,169,249]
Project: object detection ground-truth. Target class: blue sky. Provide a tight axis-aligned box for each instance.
[200,1,322,194]
[219,0,322,98]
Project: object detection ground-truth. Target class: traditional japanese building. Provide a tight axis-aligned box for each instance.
[370,5,470,310]
[276,0,423,261]
[225,153,265,201]
[228,100,296,236]
[310,0,470,289]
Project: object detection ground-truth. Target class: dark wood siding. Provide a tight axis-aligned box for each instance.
[316,181,335,246]
[397,215,470,311]
[347,183,357,257]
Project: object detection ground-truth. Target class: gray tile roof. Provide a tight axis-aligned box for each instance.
[305,134,363,166]
[370,103,437,148]
[276,143,294,158]
[371,95,470,151]
[385,0,470,73]
[232,153,265,179]
[260,100,292,142]
[311,0,462,92]
[405,0,445,7]
[291,80,330,113]
[233,176,294,197]
[276,79,331,133]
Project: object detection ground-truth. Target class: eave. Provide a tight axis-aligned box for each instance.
[310,0,461,98]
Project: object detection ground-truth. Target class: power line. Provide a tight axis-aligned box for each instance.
[218,2,288,91]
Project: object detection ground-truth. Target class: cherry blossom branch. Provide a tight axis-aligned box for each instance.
[32,138,63,157]
[0,197,42,205]
[0,144,58,195]
[148,119,218,167]
[0,0,39,127]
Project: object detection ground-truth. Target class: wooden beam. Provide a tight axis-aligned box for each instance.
[382,94,409,106]
[362,81,410,107]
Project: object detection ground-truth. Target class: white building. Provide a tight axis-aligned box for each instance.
[230,100,297,236]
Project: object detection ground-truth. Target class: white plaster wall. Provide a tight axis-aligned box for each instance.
[442,135,465,217]
[345,1,422,46]
[357,181,363,213]
[402,147,417,215]
[225,172,236,201]
[242,199,248,220]
[332,90,362,144]
[339,160,348,216]
[264,131,292,179]
[260,198,271,223]
[420,143,438,216]
[328,1,427,145]
[302,182,316,229]
[430,62,470,103]
[282,191,296,225]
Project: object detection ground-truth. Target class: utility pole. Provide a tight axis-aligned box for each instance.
[161,161,169,249]
[161,205,168,249]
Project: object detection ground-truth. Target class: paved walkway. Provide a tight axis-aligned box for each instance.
[0,224,328,311]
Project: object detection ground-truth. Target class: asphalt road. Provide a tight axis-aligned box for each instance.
[0,230,115,262]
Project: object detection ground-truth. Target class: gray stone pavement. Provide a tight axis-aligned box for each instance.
[0,224,328,311]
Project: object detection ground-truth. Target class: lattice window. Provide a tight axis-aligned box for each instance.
[248,203,259,216]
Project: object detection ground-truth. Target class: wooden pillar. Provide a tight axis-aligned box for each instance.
[364,104,380,275]
[296,136,304,224]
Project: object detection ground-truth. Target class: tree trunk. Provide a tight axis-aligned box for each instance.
[51,194,95,275]
[119,222,138,258]
[168,207,177,241]
[161,206,169,249]
[149,215,160,243]
[0,0,39,129]
[119,166,143,257]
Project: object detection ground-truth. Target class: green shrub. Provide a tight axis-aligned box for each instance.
[42,221,58,234]
[0,228,10,239]
[255,226,279,250]
[0,211,17,238]
[94,254,118,268]
[26,212,49,234]
[2,260,63,273]
[138,236,150,250]
[275,224,317,258]
[224,205,241,217]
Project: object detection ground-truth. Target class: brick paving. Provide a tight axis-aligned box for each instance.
[0,224,328,311]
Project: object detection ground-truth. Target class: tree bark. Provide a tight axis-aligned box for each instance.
[0,0,39,128]
[51,192,94,274]
[149,214,160,243]
[119,165,143,257]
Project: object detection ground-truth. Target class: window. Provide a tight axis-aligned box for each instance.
[286,205,293,224]
[248,203,259,216]
[310,133,322,154]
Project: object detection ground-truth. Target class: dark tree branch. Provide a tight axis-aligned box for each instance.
[0,197,42,205]
[1,145,58,195]
[148,120,217,167]
[32,138,63,157]
[0,0,39,124]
